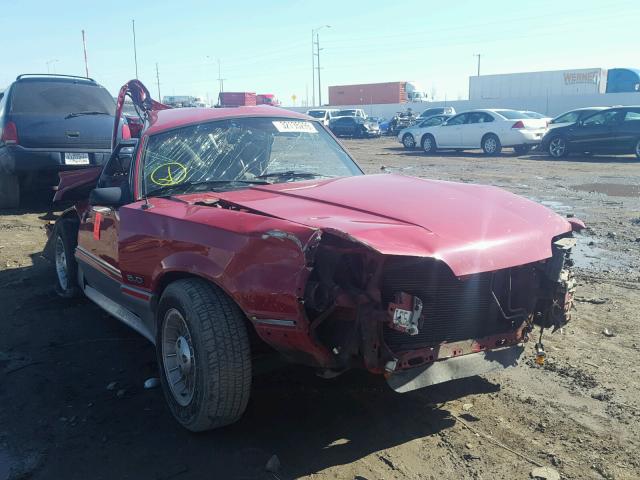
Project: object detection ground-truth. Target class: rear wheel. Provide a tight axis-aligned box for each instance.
[635,139,640,159]
[481,134,502,155]
[548,136,569,158]
[0,174,20,209]
[156,278,252,432]
[402,134,416,149]
[513,145,532,155]
[421,134,437,154]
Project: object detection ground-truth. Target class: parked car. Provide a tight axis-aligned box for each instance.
[378,117,391,134]
[398,115,451,149]
[306,108,338,126]
[541,106,640,159]
[388,111,417,136]
[333,108,366,118]
[419,109,548,155]
[548,107,609,130]
[329,116,380,138]
[0,74,125,208]
[47,80,582,432]
[417,106,456,120]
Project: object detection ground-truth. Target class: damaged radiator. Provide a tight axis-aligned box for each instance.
[381,259,509,350]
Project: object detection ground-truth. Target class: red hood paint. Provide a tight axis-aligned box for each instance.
[184,174,572,276]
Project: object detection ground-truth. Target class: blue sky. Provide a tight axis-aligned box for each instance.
[1,0,638,105]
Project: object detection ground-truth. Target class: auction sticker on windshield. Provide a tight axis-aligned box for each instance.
[272,121,317,133]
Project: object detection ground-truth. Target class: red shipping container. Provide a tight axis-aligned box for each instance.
[218,92,257,107]
[329,82,407,106]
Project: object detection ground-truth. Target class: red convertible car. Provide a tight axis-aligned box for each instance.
[48,81,582,431]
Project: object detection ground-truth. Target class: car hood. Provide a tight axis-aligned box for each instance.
[188,174,574,276]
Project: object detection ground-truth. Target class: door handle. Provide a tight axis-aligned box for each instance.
[92,206,112,214]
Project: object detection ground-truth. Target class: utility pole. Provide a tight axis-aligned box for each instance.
[217,58,226,94]
[155,62,161,101]
[312,25,330,106]
[474,53,481,77]
[317,33,323,105]
[81,30,89,77]
[132,19,139,79]
[311,31,316,106]
[46,59,58,74]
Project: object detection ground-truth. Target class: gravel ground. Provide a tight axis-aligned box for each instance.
[1,137,639,480]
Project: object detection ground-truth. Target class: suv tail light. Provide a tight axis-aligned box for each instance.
[511,121,525,129]
[1,121,18,144]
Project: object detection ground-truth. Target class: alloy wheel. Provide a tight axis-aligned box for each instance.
[162,308,196,406]
[549,137,566,158]
[403,134,416,148]
[484,137,497,154]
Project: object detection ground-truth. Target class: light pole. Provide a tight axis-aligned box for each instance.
[312,25,330,106]
[46,59,59,74]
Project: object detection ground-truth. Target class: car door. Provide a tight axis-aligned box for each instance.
[615,108,640,151]
[567,109,623,152]
[76,141,135,301]
[462,112,494,147]
[437,113,467,147]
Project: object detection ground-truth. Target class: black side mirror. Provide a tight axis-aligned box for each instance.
[90,187,127,206]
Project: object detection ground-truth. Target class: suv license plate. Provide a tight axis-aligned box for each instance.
[64,153,90,165]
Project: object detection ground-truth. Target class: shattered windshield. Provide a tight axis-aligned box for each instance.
[142,117,362,196]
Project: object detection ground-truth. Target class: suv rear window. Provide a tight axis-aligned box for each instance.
[10,81,115,115]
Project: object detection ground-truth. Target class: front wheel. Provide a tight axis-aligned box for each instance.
[53,220,80,298]
[513,145,532,155]
[548,136,569,158]
[482,134,502,155]
[402,134,416,149]
[156,278,252,432]
[635,139,640,159]
[421,134,437,154]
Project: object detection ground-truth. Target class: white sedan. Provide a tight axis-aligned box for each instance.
[397,114,451,149]
[417,109,548,155]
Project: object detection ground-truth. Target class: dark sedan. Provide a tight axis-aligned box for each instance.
[329,116,381,138]
[541,106,640,159]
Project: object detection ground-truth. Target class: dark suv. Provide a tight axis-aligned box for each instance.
[0,74,117,208]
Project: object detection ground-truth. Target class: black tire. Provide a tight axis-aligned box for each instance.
[0,174,20,209]
[421,134,437,154]
[481,134,502,155]
[548,135,569,158]
[402,134,416,149]
[53,220,81,298]
[634,139,640,160]
[513,145,532,155]
[156,278,251,432]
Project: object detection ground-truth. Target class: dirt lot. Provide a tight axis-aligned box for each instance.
[1,138,639,480]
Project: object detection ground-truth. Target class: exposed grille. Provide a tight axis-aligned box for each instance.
[382,259,511,351]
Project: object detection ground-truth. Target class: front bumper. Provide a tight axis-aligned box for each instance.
[387,344,524,392]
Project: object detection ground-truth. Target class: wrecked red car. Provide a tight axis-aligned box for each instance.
[48,80,583,432]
